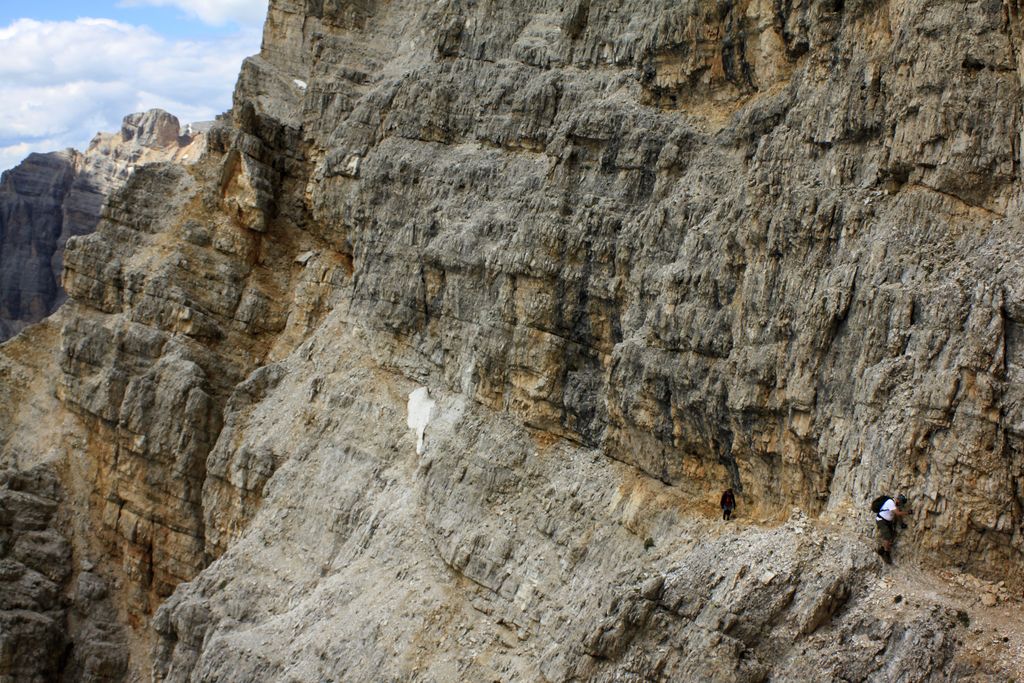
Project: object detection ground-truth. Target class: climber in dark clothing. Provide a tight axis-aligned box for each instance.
[720,488,736,521]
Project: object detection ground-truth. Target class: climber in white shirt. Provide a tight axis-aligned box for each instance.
[875,493,909,564]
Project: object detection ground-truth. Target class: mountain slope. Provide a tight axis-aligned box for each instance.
[0,110,204,341]
[1,1,1022,680]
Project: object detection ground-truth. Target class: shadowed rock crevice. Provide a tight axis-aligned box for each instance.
[0,465,128,682]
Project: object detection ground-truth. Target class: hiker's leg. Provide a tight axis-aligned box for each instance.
[876,519,896,553]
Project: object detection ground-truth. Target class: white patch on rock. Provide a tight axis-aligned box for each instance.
[341,154,362,178]
[294,79,308,90]
[407,387,436,455]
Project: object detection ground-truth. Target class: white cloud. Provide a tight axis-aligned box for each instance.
[0,17,262,172]
[118,0,268,27]
[0,140,68,176]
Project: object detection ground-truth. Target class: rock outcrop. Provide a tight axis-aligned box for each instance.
[1,1,1024,681]
[0,465,70,681]
[0,110,206,341]
[0,152,79,341]
[0,464,126,682]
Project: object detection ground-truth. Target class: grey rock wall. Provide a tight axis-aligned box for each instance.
[150,328,1016,681]
[0,0,1023,680]
[0,466,69,681]
[261,0,1024,573]
[0,110,205,342]
[0,152,79,340]
[0,465,127,682]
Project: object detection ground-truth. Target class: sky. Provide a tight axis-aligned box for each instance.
[0,0,269,172]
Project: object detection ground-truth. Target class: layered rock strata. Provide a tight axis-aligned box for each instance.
[0,465,69,681]
[0,110,205,341]
[240,0,1024,579]
[0,152,79,340]
[152,322,1021,681]
[0,0,1023,680]
[0,464,126,682]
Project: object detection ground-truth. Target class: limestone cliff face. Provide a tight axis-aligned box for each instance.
[2,1,1024,681]
[0,463,126,681]
[0,151,79,340]
[235,0,1024,576]
[0,110,205,341]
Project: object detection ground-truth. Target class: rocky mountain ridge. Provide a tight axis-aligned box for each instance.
[2,0,1023,680]
[0,110,206,341]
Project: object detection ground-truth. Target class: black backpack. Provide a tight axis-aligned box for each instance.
[870,495,891,514]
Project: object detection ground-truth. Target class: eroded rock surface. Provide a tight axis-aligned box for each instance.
[0,152,79,341]
[0,109,206,341]
[152,329,1016,681]
[0,465,127,682]
[238,0,1024,580]
[1,0,1023,680]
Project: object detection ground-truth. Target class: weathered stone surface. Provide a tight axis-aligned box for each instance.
[1,0,1024,681]
[0,152,78,340]
[149,333,1017,681]
[0,109,206,341]
[46,96,338,649]
[255,0,1024,578]
[0,464,128,682]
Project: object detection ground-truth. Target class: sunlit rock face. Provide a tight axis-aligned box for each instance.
[1,1,1024,681]
[0,109,205,341]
